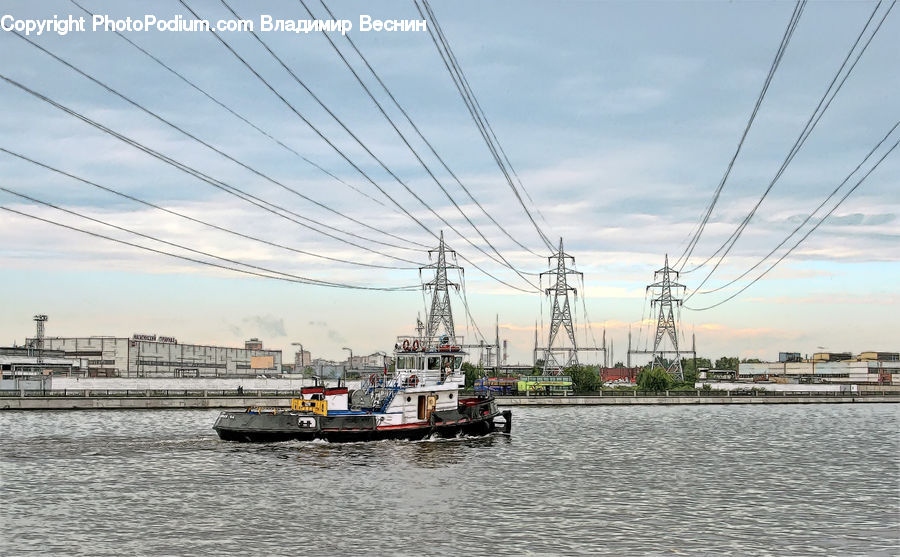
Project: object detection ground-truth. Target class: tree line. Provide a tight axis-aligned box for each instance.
[462,356,754,392]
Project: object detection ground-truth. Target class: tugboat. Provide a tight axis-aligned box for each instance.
[214,232,511,443]
[213,335,511,443]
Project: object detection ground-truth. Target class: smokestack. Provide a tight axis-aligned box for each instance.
[602,328,607,367]
[495,314,500,369]
[610,338,614,368]
[627,326,632,368]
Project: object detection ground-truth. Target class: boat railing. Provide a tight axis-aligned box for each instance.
[384,370,462,388]
[378,388,399,412]
[421,370,463,386]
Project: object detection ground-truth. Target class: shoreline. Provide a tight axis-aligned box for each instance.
[1,392,898,410]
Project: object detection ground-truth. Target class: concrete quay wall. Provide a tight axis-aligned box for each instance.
[0,396,292,411]
[2,393,898,410]
[498,394,900,406]
[47,377,362,391]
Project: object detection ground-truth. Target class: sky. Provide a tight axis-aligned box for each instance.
[1,0,898,365]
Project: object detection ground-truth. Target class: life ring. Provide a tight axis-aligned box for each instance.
[412,339,420,351]
[402,339,410,351]
[408,374,418,387]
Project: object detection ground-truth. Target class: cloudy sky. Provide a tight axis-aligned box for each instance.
[1,0,897,365]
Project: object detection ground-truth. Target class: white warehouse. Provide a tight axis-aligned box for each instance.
[28,335,282,378]
[738,358,899,385]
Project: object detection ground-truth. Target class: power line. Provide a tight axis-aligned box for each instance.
[682,0,894,299]
[420,0,553,248]
[695,120,899,296]
[318,0,546,259]
[10,30,421,252]
[67,0,393,214]
[684,133,898,311]
[1,147,419,270]
[455,268,488,345]
[683,0,892,280]
[297,0,541,290]
[181,0,539,293]
[577,274,601,351]
[675,0,806,270]
[420,0,551,232]
[0,205,420,292]
[416,0,555,252]
[3,186,395,283]
[174,0,434,245]
[0,73,424,266]
[216,0,538,291]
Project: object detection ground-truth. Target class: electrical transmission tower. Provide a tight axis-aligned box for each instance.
[628,255,694,381]
[535,238,604,374]
[421,231,460,347]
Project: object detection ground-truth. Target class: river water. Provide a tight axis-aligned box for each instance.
[1,404,898,556]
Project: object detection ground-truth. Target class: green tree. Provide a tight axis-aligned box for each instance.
[714,356,740,371]
[565,364,600,392]
[637,367,674,391]
[681,357,712,385]
[461,362,483,390]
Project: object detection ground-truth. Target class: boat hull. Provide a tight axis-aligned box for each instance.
[213,399,510,443]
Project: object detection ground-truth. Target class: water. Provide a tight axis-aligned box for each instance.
[1,404,898,556]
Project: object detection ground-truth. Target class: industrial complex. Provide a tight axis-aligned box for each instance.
[733,351,900,385]
[2,314,898,393]
[29,335,283,378]
[0,315,395,391]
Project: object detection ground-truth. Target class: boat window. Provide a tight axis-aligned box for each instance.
[417,357,425,370]
[399,356,411,370]
[427,356,440,370]
[454,356,463,370]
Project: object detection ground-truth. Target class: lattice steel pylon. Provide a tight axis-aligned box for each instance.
[540,238,582,374]
[421,231,460,345]
[648,254,687,381]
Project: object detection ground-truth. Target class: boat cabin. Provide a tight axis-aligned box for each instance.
[394,352,463,387]
[392,334,466,388]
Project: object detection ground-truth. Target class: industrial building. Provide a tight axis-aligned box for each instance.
[27,335,282,378]
[294,349,312,368]
[738,351,899,385]
[1,346,90,390]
